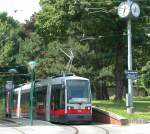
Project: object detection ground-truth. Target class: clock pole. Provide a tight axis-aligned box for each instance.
[118,0,140,114]
[127,0,134,114]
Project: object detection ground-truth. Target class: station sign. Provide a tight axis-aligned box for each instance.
[5,81,14,91]
[124,70,138,80]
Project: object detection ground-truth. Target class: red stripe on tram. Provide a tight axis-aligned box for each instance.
[49,109,65,115]
[67,109,91,114]
[33,108,91,115]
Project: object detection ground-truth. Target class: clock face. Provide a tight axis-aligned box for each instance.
[118,2,130,18]
[131,3,140,18]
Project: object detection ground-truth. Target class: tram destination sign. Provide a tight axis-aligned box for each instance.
[125,70,138,80]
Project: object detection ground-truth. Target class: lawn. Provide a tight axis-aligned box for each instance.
[92,97,150,121]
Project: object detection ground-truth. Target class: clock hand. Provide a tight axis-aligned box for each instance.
[123,7,126,16]
[134,6,136,13]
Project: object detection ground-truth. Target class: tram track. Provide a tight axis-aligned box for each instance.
[60,122,109,134]
[56,124,79,134]
[93,125,109,134]
[0,120,26,134]
[69,126,79,134]
[68,122,110,134]
[1,119,109,134]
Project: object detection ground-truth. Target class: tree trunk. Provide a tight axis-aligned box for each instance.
[95,84,102,100]
[102,82,109,100]
[115,44,125,100]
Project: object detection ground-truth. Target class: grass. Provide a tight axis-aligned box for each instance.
[92,97,150,121]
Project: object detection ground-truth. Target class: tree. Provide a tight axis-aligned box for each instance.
[131,0,150,96]
[0,12,22,66]
[26,0,150,100]
[35,0,126,100]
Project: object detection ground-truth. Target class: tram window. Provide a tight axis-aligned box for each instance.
[21,93,30,113]
[12,94,18,112]
[51,88,55,110]
[67,80,90,103]
[60,89,65,109]
[35,86,47,109]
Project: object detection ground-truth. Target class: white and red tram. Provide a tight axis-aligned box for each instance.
[13,73,92,123]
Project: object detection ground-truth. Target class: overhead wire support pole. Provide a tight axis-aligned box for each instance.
[127,0,134,114]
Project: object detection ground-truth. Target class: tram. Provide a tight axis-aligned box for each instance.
[13,73,92,123]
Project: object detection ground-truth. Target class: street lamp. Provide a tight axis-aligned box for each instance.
[28,61,37,126]
[6,68,18,118]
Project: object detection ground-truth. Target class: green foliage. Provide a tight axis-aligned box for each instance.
[34,0,150,100]
[0,12,22,66]
[16,32,44,64]
[37,39,94,78]
[36,0,75,43]
[138,61,150,95]
[35,0,119,77]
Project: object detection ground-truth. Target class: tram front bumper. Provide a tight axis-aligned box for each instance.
[64,114,92,123]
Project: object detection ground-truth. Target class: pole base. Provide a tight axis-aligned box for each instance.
[127,107,134,114]
[6,113,11,118]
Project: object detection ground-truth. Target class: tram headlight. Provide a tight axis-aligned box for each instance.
[67,106,74,110]
[85,106,91,110]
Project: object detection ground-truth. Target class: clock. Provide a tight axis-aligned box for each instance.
[118,2,131,18]
[131,2,140,18]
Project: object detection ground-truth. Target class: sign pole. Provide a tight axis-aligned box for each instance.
[5,81,14,117]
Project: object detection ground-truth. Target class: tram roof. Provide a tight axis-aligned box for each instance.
[49,75,89,84]
[14,79,48,93]
[14,83,31,92]
[63,75,89,80]
[49,75,88,80]
[14,75,89,93]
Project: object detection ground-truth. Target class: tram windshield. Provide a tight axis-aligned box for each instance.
[67,80,90,104]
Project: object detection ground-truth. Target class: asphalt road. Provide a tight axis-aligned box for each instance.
[0,119,150,134]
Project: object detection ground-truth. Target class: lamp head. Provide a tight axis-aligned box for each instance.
[8,68,18,74]
[28,61,37,70]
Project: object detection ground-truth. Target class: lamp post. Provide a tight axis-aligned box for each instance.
[28,61,37,126]
[7,68,18,118]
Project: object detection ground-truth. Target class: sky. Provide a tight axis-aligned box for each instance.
[0,0,41,23]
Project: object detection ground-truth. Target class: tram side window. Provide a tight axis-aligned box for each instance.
[13,94,18,112]
[35,86,47,109]
[51,85,65,110]
[21,93,30,113]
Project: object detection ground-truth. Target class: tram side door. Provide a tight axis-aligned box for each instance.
[50,85,65,122]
